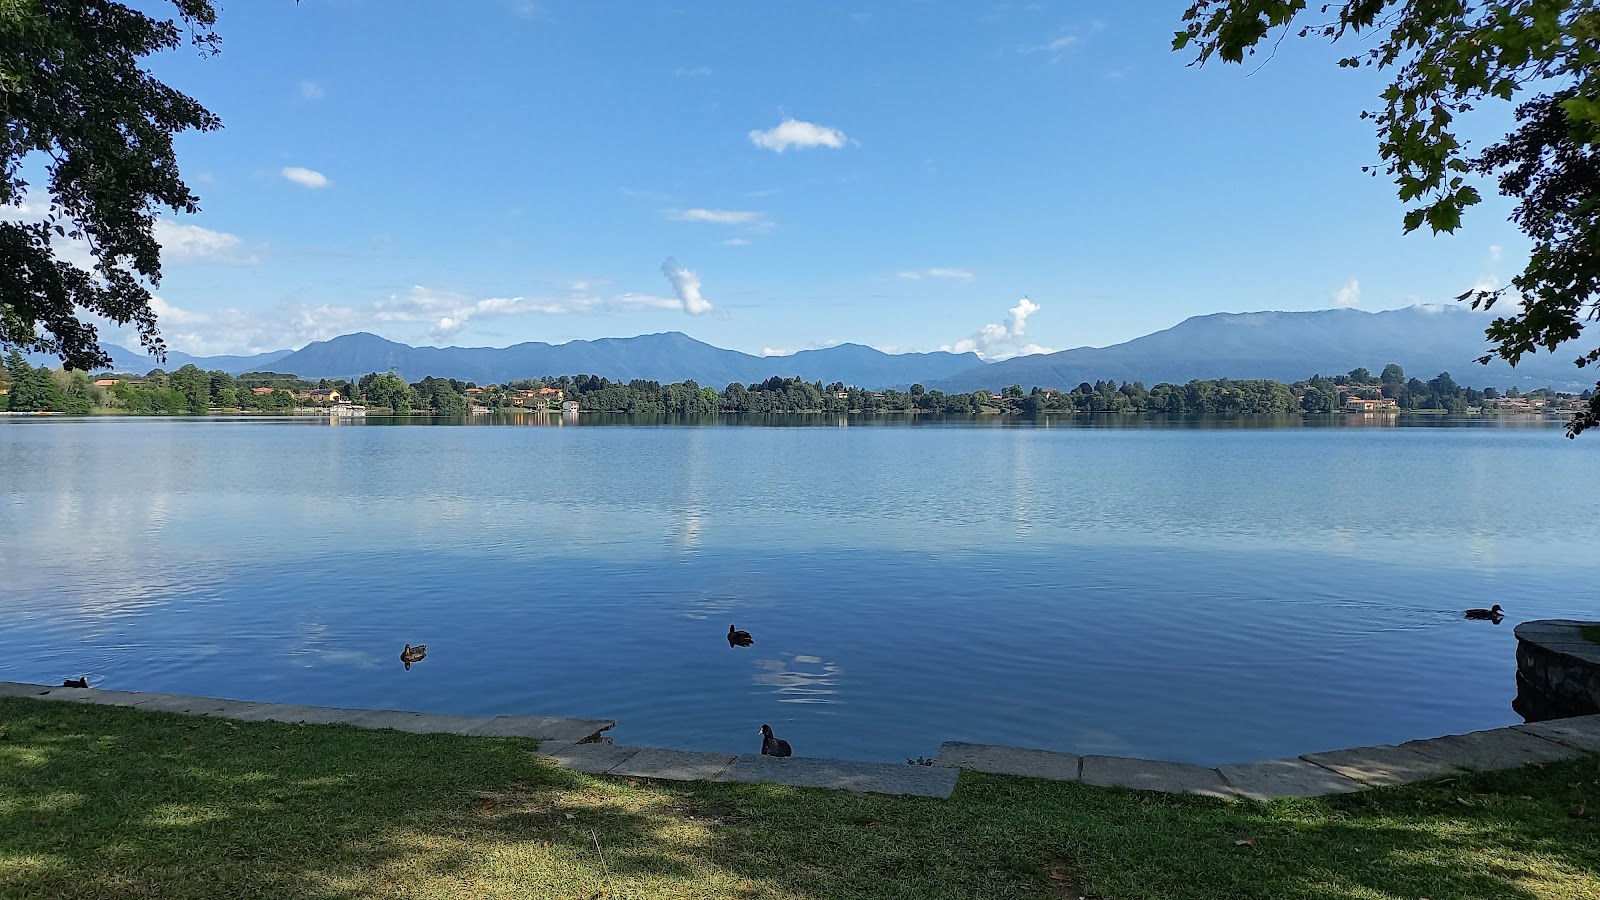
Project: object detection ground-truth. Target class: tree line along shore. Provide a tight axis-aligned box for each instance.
[2,352,1591,418]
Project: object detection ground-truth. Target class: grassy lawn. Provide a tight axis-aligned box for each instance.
[1580,624,1600,646]
[1,698,1598,899]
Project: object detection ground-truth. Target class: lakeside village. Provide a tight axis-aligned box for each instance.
[1,352,1591,418]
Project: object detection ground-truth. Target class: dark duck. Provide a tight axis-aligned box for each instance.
[61,676,90,689]
[400,643,428,670]
[727,625,754,648]
[760,723,792,757]
[1464,604,1505,622]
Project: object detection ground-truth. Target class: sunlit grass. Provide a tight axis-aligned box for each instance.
[1,697,1597,899]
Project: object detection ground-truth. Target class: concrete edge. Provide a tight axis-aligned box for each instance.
[4,681,1596,800]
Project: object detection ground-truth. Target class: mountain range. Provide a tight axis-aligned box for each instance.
[24,305,1592,391]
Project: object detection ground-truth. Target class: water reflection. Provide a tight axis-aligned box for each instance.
[754,654,842,704]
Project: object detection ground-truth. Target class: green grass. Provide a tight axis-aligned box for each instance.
[1,699,1597,899]
[1580,625,1600,646]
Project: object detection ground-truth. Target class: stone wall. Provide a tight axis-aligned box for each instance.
[1515,620,1600,720]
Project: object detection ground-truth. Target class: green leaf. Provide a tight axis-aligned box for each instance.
[1402,209,1426,233]
[1172,31,1191,51]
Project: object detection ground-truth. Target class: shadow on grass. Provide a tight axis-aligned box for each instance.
[1,698,1597,899]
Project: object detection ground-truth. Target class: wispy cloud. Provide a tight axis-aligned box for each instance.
[1333,278,1361,308]
[723,238,750,247]
[669,208,766,225]
[749,118,850,152]
[1489,244,1503,263]
[942,296,1049,360]
[153,220,259,266]
[898,267,974,281]
[298,80,325,101]
[762,347,794,357]
[661,257,714,315]
[281,167,330,189]
[674,65,712,78]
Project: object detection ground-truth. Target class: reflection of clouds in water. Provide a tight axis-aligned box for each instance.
[754,653,842,704]
[682,593,742,621]
[289,621,384,669]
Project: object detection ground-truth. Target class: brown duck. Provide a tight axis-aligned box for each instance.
[400,643,428,670]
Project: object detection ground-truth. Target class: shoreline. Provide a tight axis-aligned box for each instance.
[6,679,1595,800]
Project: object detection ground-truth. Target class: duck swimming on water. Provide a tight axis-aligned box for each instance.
[400,643,428,670]
[760,723,792,757]
[61,676,89,689]
[728,625,754,648]
[1464,604,1505,622]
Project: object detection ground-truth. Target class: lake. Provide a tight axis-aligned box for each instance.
[2,414,1595,764]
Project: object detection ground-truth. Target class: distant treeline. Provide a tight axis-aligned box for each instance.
[2,352,1589,416]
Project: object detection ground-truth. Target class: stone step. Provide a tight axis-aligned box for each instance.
[935,741,1081,780]
[717,754,959,797]
[1400,726,1584,770]
[1514,714,1600,752]
[1298,743,1460,787]
[604,748,736,781]
[1080,755,1235,797]
[1218,757,1366,800]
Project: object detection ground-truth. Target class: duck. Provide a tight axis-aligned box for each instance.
[759,723,792,758]
[61,676,90,689]
[400,643,428,670]
[1464,604,1505,621]
[727,625,754,648]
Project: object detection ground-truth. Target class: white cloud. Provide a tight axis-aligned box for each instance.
[674,65,712,78]
[762,347,794,357]
[281,167,330,189]
[942,296,1044,360]
[1333,278,1361,308]
[299,80,325,101]
[723,238,750,247]
[748,118,849,152]
[1021,30,1086,60]
[153,220,258,266]
[670,208,765,225]
[2,194,254,269]
[1489,244,1503,263]
[898,267,974,281]
[660,257,713,315]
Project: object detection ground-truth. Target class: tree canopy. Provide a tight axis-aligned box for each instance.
[1,0,220,371]
[1174,0,1599,435]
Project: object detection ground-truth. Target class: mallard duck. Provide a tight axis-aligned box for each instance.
[400,643,428,670]
[1464,604,1504,621]
[759,723,792,757]
[727,625,754,648]
[61,676,89,689]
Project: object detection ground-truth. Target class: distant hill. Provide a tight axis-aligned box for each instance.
[929,307,1592,393]
[16,306,1592,391]
[266,332,986,388]
[24,344,293,375]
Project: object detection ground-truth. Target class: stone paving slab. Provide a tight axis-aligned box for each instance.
[460,715,617,743]
[533,742,643,774]
[606,748,736,781]
[55,689,165,708]
[1401,727,1584,771]
[716,754,959,797]
[225,703,378,726]
[0,682,59,698]
[1514,715,1600,753]
[132,694,270,717]
[343,710,483,734]
[1080,756,1235,797]
[935,742,1081,780]
[1218,757,1367,800]
[1299,744,1460,786]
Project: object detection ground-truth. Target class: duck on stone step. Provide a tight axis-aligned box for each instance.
[760,723,792,758]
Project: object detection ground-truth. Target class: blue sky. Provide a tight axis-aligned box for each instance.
[59,0,1527,359]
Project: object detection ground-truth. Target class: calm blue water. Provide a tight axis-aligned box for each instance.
[2,414,1595,764]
